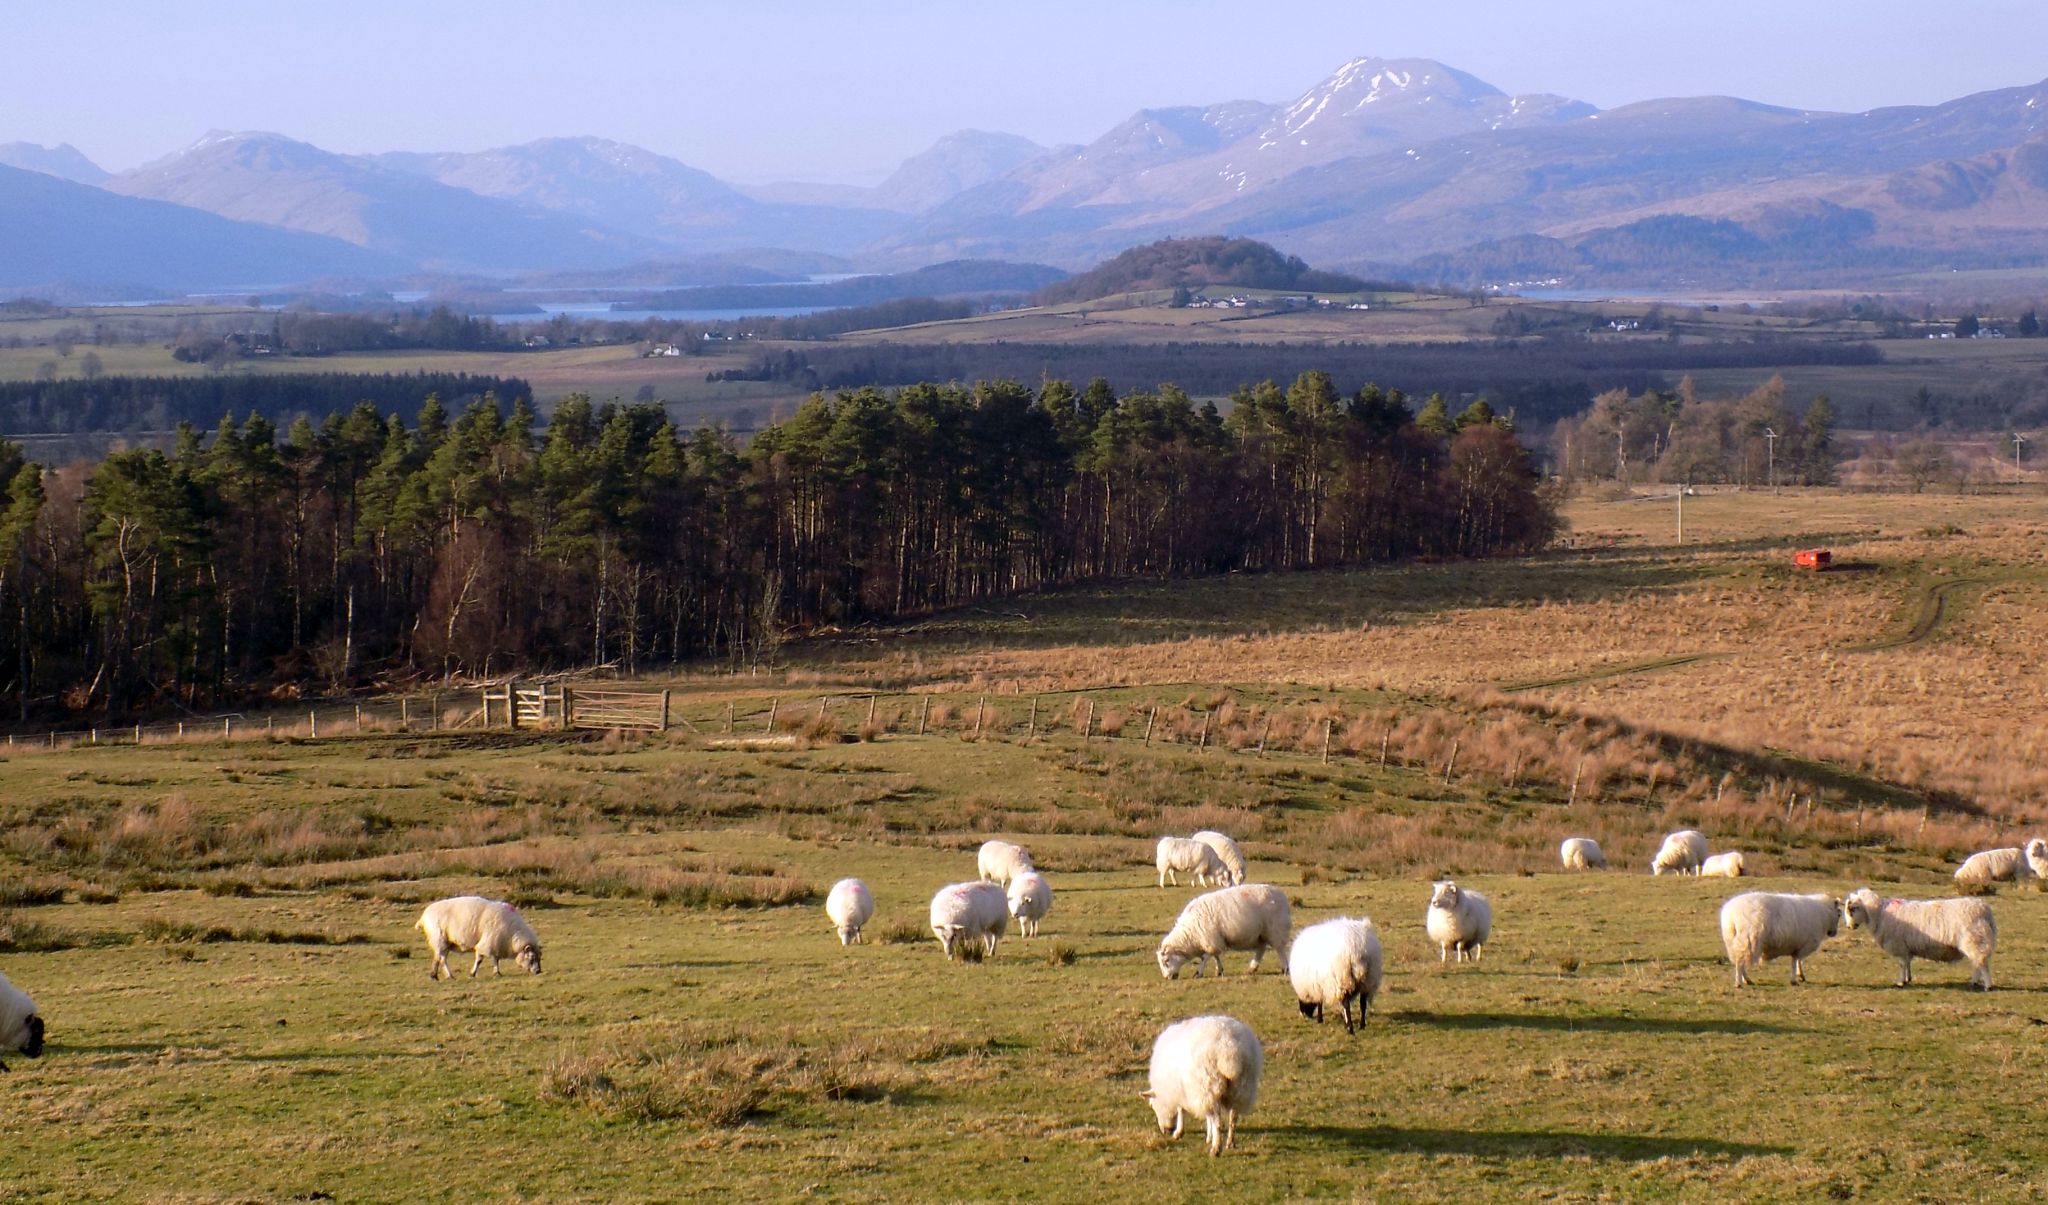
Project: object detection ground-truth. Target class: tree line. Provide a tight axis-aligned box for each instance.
[0,372,528,436]
[0,371,1553,721]
[1551,376,1838,486]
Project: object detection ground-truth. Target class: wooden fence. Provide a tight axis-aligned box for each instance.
[566,689,671,732]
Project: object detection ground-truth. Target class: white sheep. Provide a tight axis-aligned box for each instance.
[0,970,44,1069]
[976,840,1034,887]
[929,880,1009,959]
[1143,1015,1263,1157]
[1842,887,1996,990]
[1287,917,1383,1034]
[1559,837,1606,870]
[1191,831,1248,886]
[1156,884,1292,979]
[1156,837,1226,888]
[416,895,542,979]
[1953,843,2043,887]
[824,878,874,946]
[1652,829,1709,876]
[1007,870,1053,937]
[1426,880,1492,963]
[1700,851,1748,879]
[1719,891,1839,987]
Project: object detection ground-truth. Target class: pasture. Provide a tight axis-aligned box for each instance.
[2,486,2047,1202]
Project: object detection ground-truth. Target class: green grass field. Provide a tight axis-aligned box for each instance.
[3,710,2046,1202]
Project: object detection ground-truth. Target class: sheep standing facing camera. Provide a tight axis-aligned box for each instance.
[1426,880,1492,963]
[1143,1015,1263,1156]
[1007,871,1053,937]
[825,878,874,946]
[417,896,542,979]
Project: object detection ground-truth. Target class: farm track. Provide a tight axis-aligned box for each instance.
[1496,652,1733,694]
[1847,576,1988,653]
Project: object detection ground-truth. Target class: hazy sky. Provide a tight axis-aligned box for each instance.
[6,1,2046,184]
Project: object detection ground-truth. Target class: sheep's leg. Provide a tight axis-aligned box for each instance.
[1895,956,1913,988]
[1732,961,1748,988]
[1472,942,1484,963]
[1791,956,1804,985]
[470,949,485,977]
[1170,1109,1184,1140]
[1205,1114,1221,1157]
[1439,943,1448,963]
[1224,1108,1237,1152]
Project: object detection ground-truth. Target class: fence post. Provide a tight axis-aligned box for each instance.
[1321,719,1332,764]
[1256,717,1269,757]
[355,704,363,731]
[1568,759,1583,806]
[401,697,409,730]
[224,717,232,740]
[917,696,928,736]
[91,728,97,744]
[1197,711,1210,752]
[974,696,986,740]
[1442,739,1459,785]
[1143,706,1157,746]
[177,721,185,739]
[660,690,671,731]
[431,693,440,731]
[481,689,491,730]
[1027,697,1038,740]
[866,695,877,729]
[134,724,141,744]
[309,710,317,739]
[725,702,734,734]
[506,679,519,731]
[561,687,574,731]
[1081,699,1093,743]
[767,698,780,733]
[1380,729,1391,768]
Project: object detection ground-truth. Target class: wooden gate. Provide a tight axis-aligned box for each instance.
[566,689,671,731]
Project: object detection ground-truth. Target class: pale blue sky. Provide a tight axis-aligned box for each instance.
[5,1,2045,184]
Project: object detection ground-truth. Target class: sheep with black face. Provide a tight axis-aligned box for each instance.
[0,970,44,1069]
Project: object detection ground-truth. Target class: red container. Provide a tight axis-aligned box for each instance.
[1794,549,1832,571]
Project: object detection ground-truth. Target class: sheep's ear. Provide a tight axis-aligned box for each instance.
[1140,1090,1156,1100]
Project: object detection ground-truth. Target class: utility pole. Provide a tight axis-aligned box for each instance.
[2014,432,2028,469]
[1762,427,1778,491]
[1676,484,1684,546]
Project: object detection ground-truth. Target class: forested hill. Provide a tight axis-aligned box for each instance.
[0,372,529,436]
[0,373,1551,719]
[1032,237,1373,304]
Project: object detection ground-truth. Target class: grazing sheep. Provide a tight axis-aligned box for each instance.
[1954,845,2041,887]
[1288,917,1383,1034]
[976,840,1034,887]
[1719,891,1839,987]
[2031,838,2048,881]
[1652,829,1710,876]
[1156,837,1227,888]
[824,878,874,946]
[1191,831,1248,886]
[1842,887,1996,990]
[1426,881,1493,963]
[1143,1015,1263,1157]
[1007,871,1053,937]
[417,896,542,979]
[1559,837,1606,870]
[1157,884,1292,979]
[1701,851,1748,879]
[0,971,44,1069]
[929,880,1009,959]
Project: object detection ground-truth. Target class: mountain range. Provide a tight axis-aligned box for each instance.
[8,56,2048,296]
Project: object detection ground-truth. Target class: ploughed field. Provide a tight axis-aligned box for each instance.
[2,486,2047,1201]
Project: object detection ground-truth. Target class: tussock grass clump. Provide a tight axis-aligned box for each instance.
[0,877,70,907]
[0,911,124,953]
[539,1028,916,1124]
[879,919,927,945]
[1043,941,1076,967]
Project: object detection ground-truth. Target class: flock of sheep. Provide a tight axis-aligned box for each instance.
[2,825,2043,1157]
[837,828,2048,1155]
